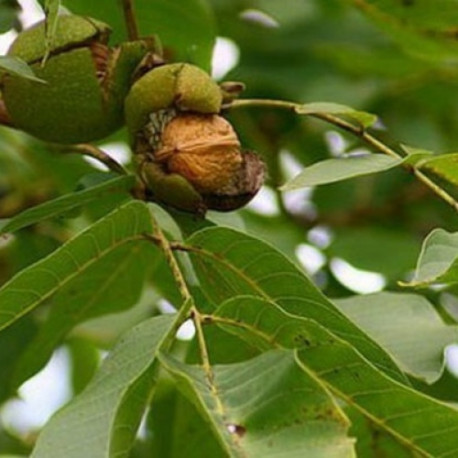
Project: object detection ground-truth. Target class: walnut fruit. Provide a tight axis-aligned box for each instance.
[1,15,153,144]
[126,63,265,214]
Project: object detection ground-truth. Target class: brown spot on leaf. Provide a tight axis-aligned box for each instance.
[227,423,246,437]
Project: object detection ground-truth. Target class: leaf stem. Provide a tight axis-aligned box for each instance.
[230,98,458,212]
[121,0,140,41]
[151,223,190,302]
[191,307,214,382]
[148,222,214,379]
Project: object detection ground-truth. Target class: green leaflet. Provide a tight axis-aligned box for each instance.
[0,200,152,331]
[214,296,458,457]
[31,314,176,458]
[160,350,355,458]
[186,226,407,383]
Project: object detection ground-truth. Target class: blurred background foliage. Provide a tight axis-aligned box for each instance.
[2,0,458,453]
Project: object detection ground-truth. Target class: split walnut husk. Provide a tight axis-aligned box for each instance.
[139,110,265,213]
[1,15,156,144]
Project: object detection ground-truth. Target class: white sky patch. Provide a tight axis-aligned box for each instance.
[445,345,458,376]
[0,30,16,54]
[325,130,370,158]
[18,0,44,27]
[325,131,347,157]
[81,143,131,171]
[280,149,304,181]
[1,348,71,434]
[0,1,43,54]
[330,258,386,294]
[211,37,240,80]
[282,188,316,218]
[279,150,317,216]
[240,9,279,28]
[176,319,196,341]
[157,299,177,314]
[82,156,108,171]
[308,225,333,249]
[246,185,280,216]
[296,243,326,275]
[100,141,131,165]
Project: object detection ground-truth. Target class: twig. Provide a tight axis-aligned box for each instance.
[121,0,140,41]
[57,143,128,176]
[229,98,458,213]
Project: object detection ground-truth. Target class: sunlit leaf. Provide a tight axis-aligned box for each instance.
[12,235,156,387]
[401,144,434,166]
[281,154,402,191]
[186,226,406,383]
[160,350,355,457]
[336,292,458,383]
[31,314,176,458]
[0,200,152,331]
[418,153,458,186]
[42,0,61,63]
[214,296,458,457]
[402,228,458,287]
[0,56,46,83]
[296,102,377,127]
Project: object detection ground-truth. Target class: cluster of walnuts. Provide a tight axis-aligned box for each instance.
[0,15,265,213]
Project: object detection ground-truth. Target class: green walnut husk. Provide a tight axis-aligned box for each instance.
[125,63,265,214]
[124,62,223,140]
[1,15,153,144]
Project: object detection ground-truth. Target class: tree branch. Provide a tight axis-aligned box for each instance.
[230,98,458,213]
[121,0,140,41]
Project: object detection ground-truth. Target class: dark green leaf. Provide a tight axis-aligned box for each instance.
[328,227,420,278]
[346,0,458,62]
[144,375,227,458]
[0,0,20,33]
[12,238,155,387]
[346,407,414,458]
[67,337,100,395]
[0,200,152,331]
[0,175,135,235]
[0,317,36,403]
[63,0,216,70]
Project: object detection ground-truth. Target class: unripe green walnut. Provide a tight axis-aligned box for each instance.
[125,63,265,213]
[1,15,152,144]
